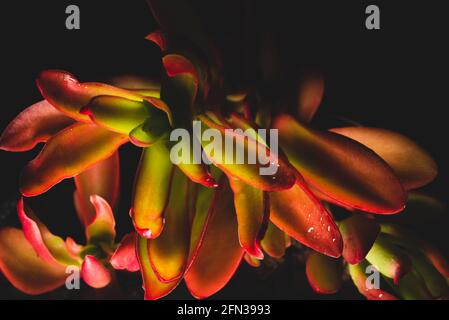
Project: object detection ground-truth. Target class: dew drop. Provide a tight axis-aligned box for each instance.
[307,227,314,233]
[142,229,153,238]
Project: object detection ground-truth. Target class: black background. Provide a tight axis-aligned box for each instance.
[0,0,448,299]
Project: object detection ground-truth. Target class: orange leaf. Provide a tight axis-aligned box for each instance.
[20,123,128,196]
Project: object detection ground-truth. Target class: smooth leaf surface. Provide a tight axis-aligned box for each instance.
[229,177,268,259]
[330,127,437,190]
[149,168,190,282]
[81,95,152,134]
[131,141,173,238]
[339,215,380,264]
[137,235,180,300]
[36,70,148,122]
[20,123,128,196]
[109,74,160,98]
[306,251,342,294]
[186,169,222,272]
[0,100,74,152]
[0,227,67,295]
[273,114,406,214]
[185,179,244,299]
[270,182,342,258]
[198,113,297,192]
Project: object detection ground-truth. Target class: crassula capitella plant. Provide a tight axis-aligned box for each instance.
[0,0,448,300]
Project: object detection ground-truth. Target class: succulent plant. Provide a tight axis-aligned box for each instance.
[0,0,447,300]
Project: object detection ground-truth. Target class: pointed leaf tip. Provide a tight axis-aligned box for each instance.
[270,182,342,258]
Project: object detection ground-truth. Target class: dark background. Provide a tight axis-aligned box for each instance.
[0,0,448,299]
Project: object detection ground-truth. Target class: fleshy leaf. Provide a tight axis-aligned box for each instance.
[137,235,181,300]
[229,177,268,259]
[66,237,83,258]
[163,54,199,86]
[261,222,287,259]
[244,253,261,267]
[110,232,140,272]
[81,255,111,289]
[339,215,380,264]
[108,74,160,98]
[306,251,342,294]
[161,54,198,127]
[73,151,120,226]
[176,161,218,188]
[0,100,74,152]
[380,223,449,278]
[270,182,342,258]
[148,168,190,282]
[406,248,449,298]
[20,123,128,197]
[145,31,168,51]
[85,195,116,247]
[348,260,398,300]
[273,114,406,214]
[36,70,148,122]
[186,168,222,272]
[18,198,81,266]
[131,141,173,238]
[394,270,434,300]
[160,54,219,188]
[198,113,297,192]
[0,227,68,295]
[365,234,412,284]
[81,95,170,138]
[129,118,169,147]
[184,178,244,299]
[330,127,438,190]
[80,96,150,134]
[297,72,325,123]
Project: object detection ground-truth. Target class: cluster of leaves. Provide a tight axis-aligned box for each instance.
[0,0,448,299]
